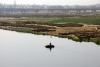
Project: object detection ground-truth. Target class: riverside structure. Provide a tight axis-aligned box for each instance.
[0,8,100,14]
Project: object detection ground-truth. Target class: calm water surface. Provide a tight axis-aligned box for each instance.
[0,29,100,67]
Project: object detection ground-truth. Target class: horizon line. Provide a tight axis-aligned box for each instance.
[0,3,100,6]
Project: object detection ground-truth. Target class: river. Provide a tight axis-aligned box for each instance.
[0,29,100,67]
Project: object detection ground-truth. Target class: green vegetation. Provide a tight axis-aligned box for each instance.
[50,17,100,23]
[91,37,100,45]
[0,13,100,45]
[15,17,100,23]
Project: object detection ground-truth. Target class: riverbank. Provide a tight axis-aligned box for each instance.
[0,13,100,45]
[0,19,100,45]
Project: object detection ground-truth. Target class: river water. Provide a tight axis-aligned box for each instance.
[0,29,100,67]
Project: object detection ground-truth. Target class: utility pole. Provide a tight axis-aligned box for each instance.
[14,0,16,8]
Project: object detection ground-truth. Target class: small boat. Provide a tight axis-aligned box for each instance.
[45,43,54,48]
[45,43,55,52]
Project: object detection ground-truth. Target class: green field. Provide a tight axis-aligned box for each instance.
[15,17,100,23]
[50,17,100,23]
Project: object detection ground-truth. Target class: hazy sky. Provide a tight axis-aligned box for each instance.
[0,0,100,5]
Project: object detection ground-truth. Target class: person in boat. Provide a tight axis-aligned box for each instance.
[50,42,52,45]
[45,42,54,48]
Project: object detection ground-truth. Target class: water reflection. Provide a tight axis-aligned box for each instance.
[45,42,55,52]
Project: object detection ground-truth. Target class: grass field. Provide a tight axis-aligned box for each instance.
[14,17,100,23]
[50,17,100,23]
